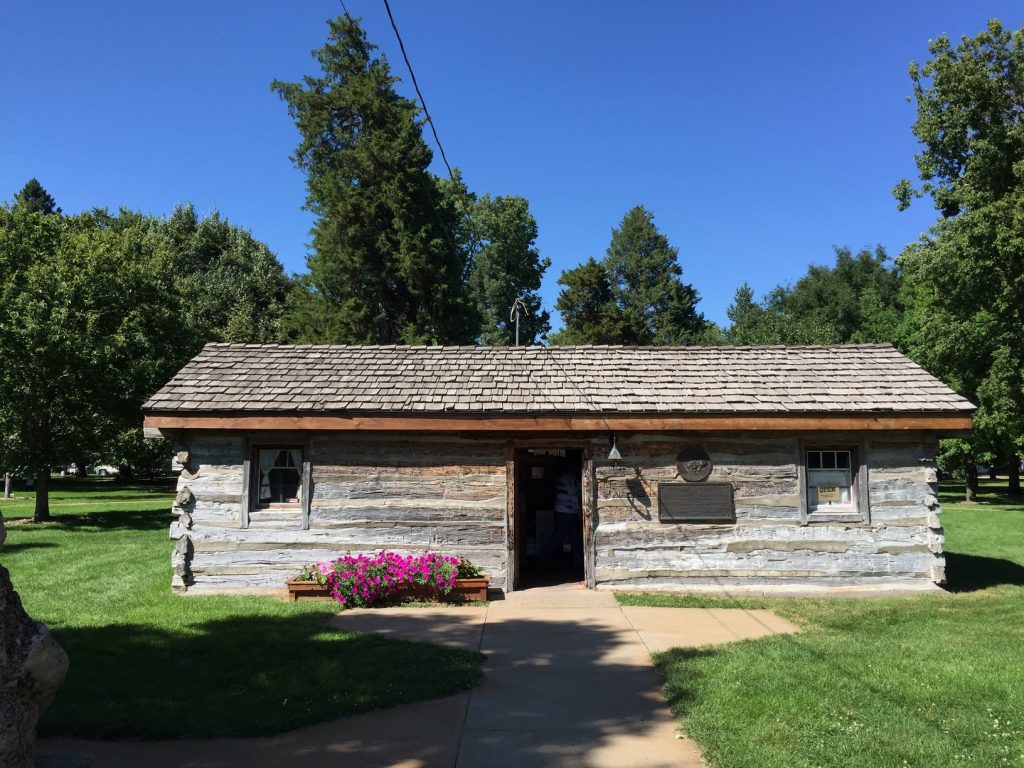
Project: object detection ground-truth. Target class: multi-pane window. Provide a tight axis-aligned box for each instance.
[806,449,854,512]
[257,448,302,506]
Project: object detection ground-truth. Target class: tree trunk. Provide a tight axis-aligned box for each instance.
[75,455,89,477]
[3,473,11,499]
[1009,455,1022,497]
[964,459,979,503]
[33,471,50,522]
[988,465,998,481]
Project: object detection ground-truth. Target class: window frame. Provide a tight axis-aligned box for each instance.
[253,446,304,508]
[798,440,870,525]
[241,438,313,530]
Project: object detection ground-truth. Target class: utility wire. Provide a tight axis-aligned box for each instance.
[382,0,455,180]
[335,0,464,319]
[338,0,463,316]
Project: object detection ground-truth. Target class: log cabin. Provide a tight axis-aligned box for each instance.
[142,343,973,596]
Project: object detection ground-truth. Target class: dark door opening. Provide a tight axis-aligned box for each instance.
[516,448,584,588]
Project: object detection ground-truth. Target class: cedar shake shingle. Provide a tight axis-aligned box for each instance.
[142,343,975,416]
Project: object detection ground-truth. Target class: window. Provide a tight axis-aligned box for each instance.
[803,446,867,522]
[256,448,302,506]
[806,449,853,511]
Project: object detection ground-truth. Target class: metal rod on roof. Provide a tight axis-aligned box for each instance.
[510,296,528,347]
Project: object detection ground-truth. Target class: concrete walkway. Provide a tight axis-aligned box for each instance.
[36,586,797,768]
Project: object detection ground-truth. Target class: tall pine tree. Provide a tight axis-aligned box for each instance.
[273,15,476,344]
[552,206,707,345]
[551,258,628,345]
[15,179,60,216]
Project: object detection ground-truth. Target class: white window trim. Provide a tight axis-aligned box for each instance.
[798,440,870,525]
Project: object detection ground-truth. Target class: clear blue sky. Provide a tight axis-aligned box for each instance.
[3,1,1022,329]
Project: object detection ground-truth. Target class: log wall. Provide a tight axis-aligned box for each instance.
[169,434,508,593]
[167,430,944,594]
[591,433,944,593]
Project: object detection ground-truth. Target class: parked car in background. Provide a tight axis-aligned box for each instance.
[60,463,120,477]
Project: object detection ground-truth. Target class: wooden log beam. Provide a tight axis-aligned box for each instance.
[144,412,973,434]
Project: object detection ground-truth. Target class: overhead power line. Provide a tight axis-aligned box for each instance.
[382,0,455,180]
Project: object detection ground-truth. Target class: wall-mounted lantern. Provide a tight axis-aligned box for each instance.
[608,433,622,463]
[597,432,638,483]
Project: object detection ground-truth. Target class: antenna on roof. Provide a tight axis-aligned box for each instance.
[510,296,528,347]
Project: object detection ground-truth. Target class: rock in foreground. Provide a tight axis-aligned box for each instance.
[0,564,69,768]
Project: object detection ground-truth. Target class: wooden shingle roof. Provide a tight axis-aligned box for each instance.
[144,343,974,417]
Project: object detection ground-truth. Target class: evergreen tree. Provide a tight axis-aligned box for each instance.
[725,283,770,345]
[14,179,60,215]
[550,258,628,345]
[776,247,901,343]
[605,206,706,345]
[273,15,475,345]
[552,206,707,345]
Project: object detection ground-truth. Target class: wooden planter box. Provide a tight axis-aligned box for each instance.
[445,576,490,602]
[286,579,332,602]
[286,576,490,603]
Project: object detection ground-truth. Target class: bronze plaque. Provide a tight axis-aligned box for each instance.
[658,482,735,524]
[676,446,713,482]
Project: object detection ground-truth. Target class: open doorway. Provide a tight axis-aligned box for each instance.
[515,447,584,588]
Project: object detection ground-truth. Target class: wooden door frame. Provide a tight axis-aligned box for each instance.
[505,439,595,591]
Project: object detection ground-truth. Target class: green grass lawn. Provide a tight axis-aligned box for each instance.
[618,479,1024,768]
[5,477,1022,759]
[0,477,483,739]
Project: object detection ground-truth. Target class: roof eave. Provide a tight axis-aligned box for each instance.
[142,409,974,435]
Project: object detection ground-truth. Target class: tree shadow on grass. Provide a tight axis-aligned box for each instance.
[943,551,1024,592]
[0,541,59,554]
[38,609,704,768]
[43,508,169,532]
[47,493,174,503]
[650,647,719,718]
[40,611,484,741]
[48,477,175,494]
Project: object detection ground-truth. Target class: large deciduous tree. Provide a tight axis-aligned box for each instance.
[723,282,839,346]
[162,204,291,343]
[274,15,476,345]
[0,183,292,512]
[0,207,180,521]
[461,190,551,346]
[552,206,707,345]
[894,20,1024,497]
[3,181,63,495]
[723,247,902,346]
